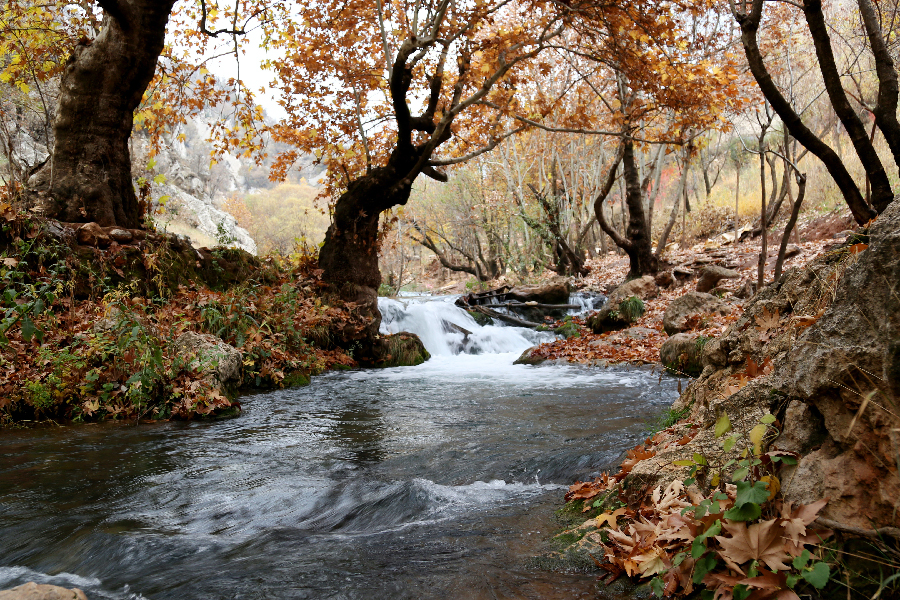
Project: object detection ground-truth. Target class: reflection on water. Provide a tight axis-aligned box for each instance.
[327,402,388,464]
[0,352,678,599]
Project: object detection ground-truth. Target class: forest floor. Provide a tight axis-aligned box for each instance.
[0,208,366,425]
[525,208,857,366]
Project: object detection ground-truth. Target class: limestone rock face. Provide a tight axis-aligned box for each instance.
[0,582,88,600]
[634,198,900,530]
[174,331,242,393]
[659,333,705,377]
[662,291,731,335]
[695,265,740,293]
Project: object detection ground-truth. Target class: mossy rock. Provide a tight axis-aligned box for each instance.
[659,333,709,377]
[513,347,545,365]
[467,309,494,327]
[373,332,430,367]
[282,370,312,388]
[587,296,645,334]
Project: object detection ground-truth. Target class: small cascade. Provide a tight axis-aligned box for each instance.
[567,290,606,315]
[378,296,553,356]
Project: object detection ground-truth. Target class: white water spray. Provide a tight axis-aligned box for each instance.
[378,296,554,356]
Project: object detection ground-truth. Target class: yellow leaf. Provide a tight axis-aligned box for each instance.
[749,424,767,456]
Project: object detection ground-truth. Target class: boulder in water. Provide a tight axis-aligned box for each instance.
[513,346,545,365]
[374,332,430,367]
[0,582,89,600]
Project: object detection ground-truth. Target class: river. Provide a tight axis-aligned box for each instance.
[0,296,678,599]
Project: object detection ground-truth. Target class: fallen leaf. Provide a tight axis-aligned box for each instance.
[715,519,792,572]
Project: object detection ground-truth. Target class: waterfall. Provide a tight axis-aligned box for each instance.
[567,291,606,315]
[378,296,554,356]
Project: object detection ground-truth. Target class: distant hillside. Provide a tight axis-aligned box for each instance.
[225,181,330,255]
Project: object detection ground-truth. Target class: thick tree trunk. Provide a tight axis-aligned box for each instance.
[34,1,175,227]
[319,149,419,340]
[858,0,900,203]
[802,0,894,212]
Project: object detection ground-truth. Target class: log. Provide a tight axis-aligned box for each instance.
[491,302,581,310]
[471,305,542,328]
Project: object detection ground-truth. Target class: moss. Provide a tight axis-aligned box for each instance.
[282,371,311,388]
[374,333,430,368]
[619,295,645,323]
[467,310,493,327]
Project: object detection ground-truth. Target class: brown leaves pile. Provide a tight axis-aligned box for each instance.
[0,253,361,422]
[596,481,832,599]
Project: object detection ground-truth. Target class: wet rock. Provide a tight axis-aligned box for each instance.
[660,333,707,377]
[0,582,88,600]
[513,346,545,365]
[695,265,740,293]
[174,331,242,396]
[373,332,430,367]
[662,291,731,335]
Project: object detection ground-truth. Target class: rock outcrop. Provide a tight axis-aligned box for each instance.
[506,278,572,305]
[695,265,740,293]
[586,275,657,334]
[659,333,706,377]
[634,199,900,530]
[0,583,88,600]
[661,291,731,335]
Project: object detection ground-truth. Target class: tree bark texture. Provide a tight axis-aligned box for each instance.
[733,0,876,225]
[595,139,658,279]
[40,0,175,227]
[858,0,900,196]
[319,148,420,337]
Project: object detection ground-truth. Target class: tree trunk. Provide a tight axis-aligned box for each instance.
[858,0,900,195]
[319,149,419,339]
[656,148,690,257]
[596,139,657,279]
[733,0,876,225]
[735,155,741,244]
[802,0,894,212]
[34,1,175,227]
[775,174,806,280]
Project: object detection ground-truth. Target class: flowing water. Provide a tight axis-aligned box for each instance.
[0,296,678,599]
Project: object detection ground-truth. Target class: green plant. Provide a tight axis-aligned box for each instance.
[215,221,238,246]
[591,411,837,599]
[619,295,645,323]
[650,404,692,435]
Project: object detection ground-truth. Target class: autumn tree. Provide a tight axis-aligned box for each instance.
[731,0,899,224]
[524,2,747,279]
[5,1,267,227]
[262,0,567,334]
